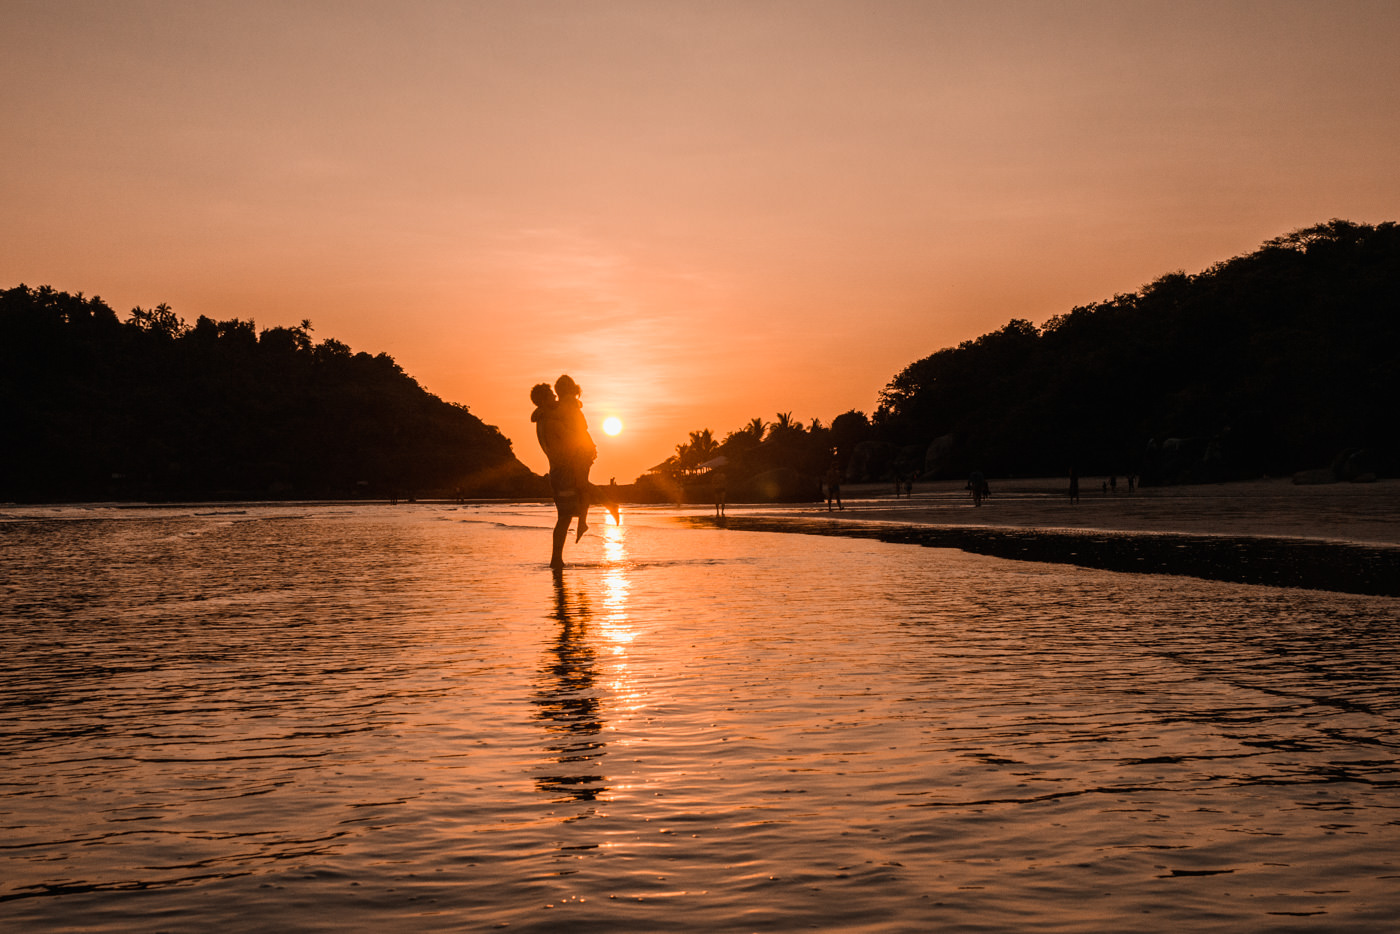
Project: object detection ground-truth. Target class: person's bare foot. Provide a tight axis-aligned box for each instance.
[606,502,620,524]
[575,518,589,542]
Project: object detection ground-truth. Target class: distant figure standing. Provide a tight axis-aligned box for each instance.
[967,469,989,507]
[713,469,727,517]
[1068,467,1080,504]
[825,464,843,511]
[904,478,913,497]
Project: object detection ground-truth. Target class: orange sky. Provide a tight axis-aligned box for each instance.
[5,1,1399,481]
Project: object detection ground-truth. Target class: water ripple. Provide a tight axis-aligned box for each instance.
[1,505,1397,931]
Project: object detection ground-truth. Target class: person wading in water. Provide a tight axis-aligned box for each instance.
[530,377,620,568]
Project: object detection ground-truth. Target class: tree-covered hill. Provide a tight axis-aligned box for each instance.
[0,285,538,502]
[650,219,1397,500]
[873,219,1398,484]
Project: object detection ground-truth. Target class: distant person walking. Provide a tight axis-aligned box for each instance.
[1068,467,1080,505]
[825,464,843,511]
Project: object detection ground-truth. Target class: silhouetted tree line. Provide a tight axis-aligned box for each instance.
[874,219,1397,484]
[656,219,1397,496]
[644,412,867,502]
[1,285,536,502]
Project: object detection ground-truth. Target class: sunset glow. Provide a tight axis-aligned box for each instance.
[5,4,1398,924]
[4,2,1399,481]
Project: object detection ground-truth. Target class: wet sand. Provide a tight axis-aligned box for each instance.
[692,478,1400,597]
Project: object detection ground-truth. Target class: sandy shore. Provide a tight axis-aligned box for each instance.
[688,477,1400,597]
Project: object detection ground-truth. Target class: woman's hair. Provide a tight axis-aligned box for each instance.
[530,383,555,406]
[554,374,580,398]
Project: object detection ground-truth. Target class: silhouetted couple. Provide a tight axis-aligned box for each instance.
[531,375,620,568]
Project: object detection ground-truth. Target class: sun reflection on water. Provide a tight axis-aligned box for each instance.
[602,525,632,645]
[599,523,643,718]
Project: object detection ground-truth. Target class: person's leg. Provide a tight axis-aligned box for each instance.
[551,497,571,568]
[574,460,592,541]
[600,482,621,524]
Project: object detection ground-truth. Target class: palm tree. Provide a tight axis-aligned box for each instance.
[689,428,718,463]
[676,428,718,473]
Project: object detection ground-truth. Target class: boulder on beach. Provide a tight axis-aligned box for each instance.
[1294,448,1380,485]
[1334,448,1378,482]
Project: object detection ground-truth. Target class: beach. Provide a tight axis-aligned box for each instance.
[697,477,1400,596]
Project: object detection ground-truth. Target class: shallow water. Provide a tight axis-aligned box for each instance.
[2,503,1398,932]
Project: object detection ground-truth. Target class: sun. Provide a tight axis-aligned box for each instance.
[602,416,623,436]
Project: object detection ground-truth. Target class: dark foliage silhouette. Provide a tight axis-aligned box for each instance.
[0,285,535,501]
[873,219,1398,483]
[643,411,844,502]
[654,219,1397,494]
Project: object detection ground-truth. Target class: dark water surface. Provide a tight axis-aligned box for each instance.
[2,504,1398,931]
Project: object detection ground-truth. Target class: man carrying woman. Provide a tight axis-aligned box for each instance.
[530,375,620,568]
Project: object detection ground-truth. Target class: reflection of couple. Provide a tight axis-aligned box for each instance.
[531,573,605,803]
[531,375,619,568]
